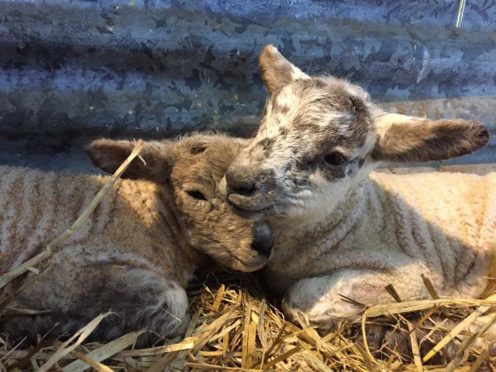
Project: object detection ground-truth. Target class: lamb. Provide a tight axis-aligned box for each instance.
[0,134,273,345]
[224,45,495,329]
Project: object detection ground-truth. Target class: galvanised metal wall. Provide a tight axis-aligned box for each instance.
[0,0,495,169]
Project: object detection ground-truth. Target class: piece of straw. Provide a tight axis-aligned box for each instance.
[63,350,113,372]
[423,294,496,362]
[39,312,112,372]
[63,329,145,372]
[407,321,423,372]
[146,309,200,372]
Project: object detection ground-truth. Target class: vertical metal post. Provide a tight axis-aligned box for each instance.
[455,0,466,28]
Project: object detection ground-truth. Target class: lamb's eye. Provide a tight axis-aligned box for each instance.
[324,151,347,166]
[186,190,207,201]
[190,145,207,155]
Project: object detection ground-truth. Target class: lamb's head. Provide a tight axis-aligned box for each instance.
[86,135,272,272]
[225,45,490,216]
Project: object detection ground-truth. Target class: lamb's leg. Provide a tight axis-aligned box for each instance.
[3,266,189,345]
[282,268,435,329]
[87,267,190,345]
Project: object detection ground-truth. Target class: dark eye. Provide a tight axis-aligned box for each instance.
[186,190,207,201]
[190,145,207,155]
[324,151,347,166]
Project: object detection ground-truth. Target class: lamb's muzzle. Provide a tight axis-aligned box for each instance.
[225,165,257,197]
[225,164,278,211]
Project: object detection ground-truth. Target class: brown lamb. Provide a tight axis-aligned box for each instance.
[0,134,272,345]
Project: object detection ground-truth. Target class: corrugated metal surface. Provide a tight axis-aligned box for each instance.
[0,0,494,170]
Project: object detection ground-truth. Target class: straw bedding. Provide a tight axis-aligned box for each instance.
[1,270,495,371]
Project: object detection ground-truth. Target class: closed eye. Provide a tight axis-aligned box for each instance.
[324,151,347,166]
[186,190,207,201]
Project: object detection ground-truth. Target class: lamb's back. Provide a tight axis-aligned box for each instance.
[369,170,496,250]
[365,170,496,294]
[0,166,193,285]
[0,166,102,271]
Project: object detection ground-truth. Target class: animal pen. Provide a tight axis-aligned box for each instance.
[1,0,496,370]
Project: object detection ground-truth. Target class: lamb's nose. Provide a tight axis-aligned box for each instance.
[225,167,257,196]
[251,224,273,258]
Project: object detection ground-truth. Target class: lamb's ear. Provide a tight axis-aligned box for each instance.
[259,44,309,94]
[372,113,489,162]
[86,139,176,183]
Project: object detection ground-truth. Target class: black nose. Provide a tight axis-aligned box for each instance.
[225,168,256,196]
[251,224,273,258]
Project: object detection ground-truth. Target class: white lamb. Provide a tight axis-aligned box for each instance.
[224,45,495,329]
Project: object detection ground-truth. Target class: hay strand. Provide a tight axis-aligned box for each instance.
[1,282,495,370]
[423,294,496,362]
[63,329,145,372]
[39,312,112,372]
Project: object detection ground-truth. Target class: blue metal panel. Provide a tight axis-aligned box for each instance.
[0,0,494,169]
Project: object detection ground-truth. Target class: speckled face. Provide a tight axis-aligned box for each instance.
[255,77,374,179]
[225,46,377,214]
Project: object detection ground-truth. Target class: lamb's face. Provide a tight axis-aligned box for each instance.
[225,47,377,216]
[170,136,273,272]
[87,135,273,273]
[225,45,489,217]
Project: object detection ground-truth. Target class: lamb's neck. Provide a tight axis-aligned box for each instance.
[155,188,204,271]
[271,180,369,260]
